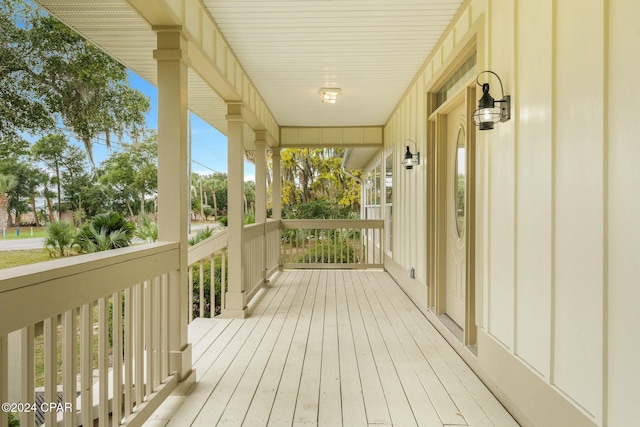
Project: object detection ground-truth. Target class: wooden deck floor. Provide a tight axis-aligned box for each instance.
[144,270,519,427]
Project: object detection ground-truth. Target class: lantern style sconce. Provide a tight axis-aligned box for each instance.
[471,70,511,130]
[402,139,420,170]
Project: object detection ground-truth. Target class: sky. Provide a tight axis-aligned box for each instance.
[88,70,256,182]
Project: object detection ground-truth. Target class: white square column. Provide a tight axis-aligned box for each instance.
[224,102,247,318]
[271,148,281,220]
[153,26,193,383]
[254,131,267,224]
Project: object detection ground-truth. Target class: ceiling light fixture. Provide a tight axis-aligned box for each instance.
[320,88,340,104]
[471,71,511,130]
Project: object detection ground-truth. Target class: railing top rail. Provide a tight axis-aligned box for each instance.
[188,229,228,265]
[0,241,179,294]
[281,219,384,229]
[0,241,180,336]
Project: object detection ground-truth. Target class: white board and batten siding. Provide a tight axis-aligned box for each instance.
[382,0,640,426]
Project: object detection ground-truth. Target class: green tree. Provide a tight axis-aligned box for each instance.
[23,167,48,226]
[32,134,88,217]
[0,0,53,145]
[99,135,157,218]
[0,0,150,162]
[0,173,17,234]
[280,148,361,217]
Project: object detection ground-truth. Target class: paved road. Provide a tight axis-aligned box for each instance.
[0,237,46,251]
[0,222,224,251]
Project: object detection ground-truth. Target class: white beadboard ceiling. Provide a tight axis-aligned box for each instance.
[202,0,463,127]
[34,0,463,137]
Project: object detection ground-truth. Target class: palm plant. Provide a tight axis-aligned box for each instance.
[135,215,158,243]
[45,221,76,257]
[76,212,135,253]
[0,174,17,235]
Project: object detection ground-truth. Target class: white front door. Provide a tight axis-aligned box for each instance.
[445,100,467,327]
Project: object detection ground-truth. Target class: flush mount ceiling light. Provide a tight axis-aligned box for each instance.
[320,88,340,103]
[402,139,420,170]
[471,70,511,130]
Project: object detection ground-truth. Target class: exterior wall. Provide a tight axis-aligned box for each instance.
[381,0,640,426]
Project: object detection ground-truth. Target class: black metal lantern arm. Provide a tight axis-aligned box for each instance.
[476,70,506,102]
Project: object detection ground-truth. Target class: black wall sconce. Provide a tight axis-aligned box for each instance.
[402,139,420,170]
[471,70,511,130]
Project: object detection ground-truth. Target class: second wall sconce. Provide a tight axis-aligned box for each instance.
[471,70,511,130]
[402,139,420,170]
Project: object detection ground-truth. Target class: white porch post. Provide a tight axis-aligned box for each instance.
[224,102,247,318]
[153,26,193,383]
[271,148,281,220]
[254,132,267,224]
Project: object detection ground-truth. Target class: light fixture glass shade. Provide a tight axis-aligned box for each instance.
[320,88,340,103]
[472,107,502,130]
[402,145,420,169]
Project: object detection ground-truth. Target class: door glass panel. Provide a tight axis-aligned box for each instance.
[454,127,466,237]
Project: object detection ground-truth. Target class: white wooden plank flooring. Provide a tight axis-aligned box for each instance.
[144,270,519,427]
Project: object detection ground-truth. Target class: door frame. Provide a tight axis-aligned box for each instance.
[427,85,477,346]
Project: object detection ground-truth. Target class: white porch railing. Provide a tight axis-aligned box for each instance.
[0,242,180,427]
[186,220,280,321]
[280,219,384,269]
[187,230,228,321]
[242,220,281,302]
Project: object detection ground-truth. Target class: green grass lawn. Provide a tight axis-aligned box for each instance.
[1,226,48,240]
[0,249,53,269]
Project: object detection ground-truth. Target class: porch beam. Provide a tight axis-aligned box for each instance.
[153,26,193,382]
[224,102,247,318]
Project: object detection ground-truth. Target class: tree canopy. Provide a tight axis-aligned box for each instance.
[0,0,150,162]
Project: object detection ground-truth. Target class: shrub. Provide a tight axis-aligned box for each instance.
[135,215,158,243]
[8,413,19,427]
[191,255,228,317]
[188,227,213,246]
[297,238,360,264]
[44,221,76,257]
[76,212,135,253]
[244,211,255,224]
[218,216,228,226]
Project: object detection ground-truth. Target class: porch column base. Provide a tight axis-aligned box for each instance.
[222,290,247,318]
[221,308,248,319]
[170,344,194,392]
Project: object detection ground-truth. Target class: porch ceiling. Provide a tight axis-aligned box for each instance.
[34,0,464,143]
[203,0,464,127]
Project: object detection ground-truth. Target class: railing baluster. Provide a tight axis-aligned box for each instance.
[98,298,109,426]
[209,255,215,318]
[144,280,152,398]
[80,303,93,427]
[19,325,35,427]
[112,291,123,427]
[123,288,133,417]
[153,277,161,389]
[0,334,7,427]
[199,260,205,318]
[43,316,57,427]
[62,309,77,427]
[134,282,144,409]
[161,274,170,378]
[221,250,227,312]
[188,266,194,322]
